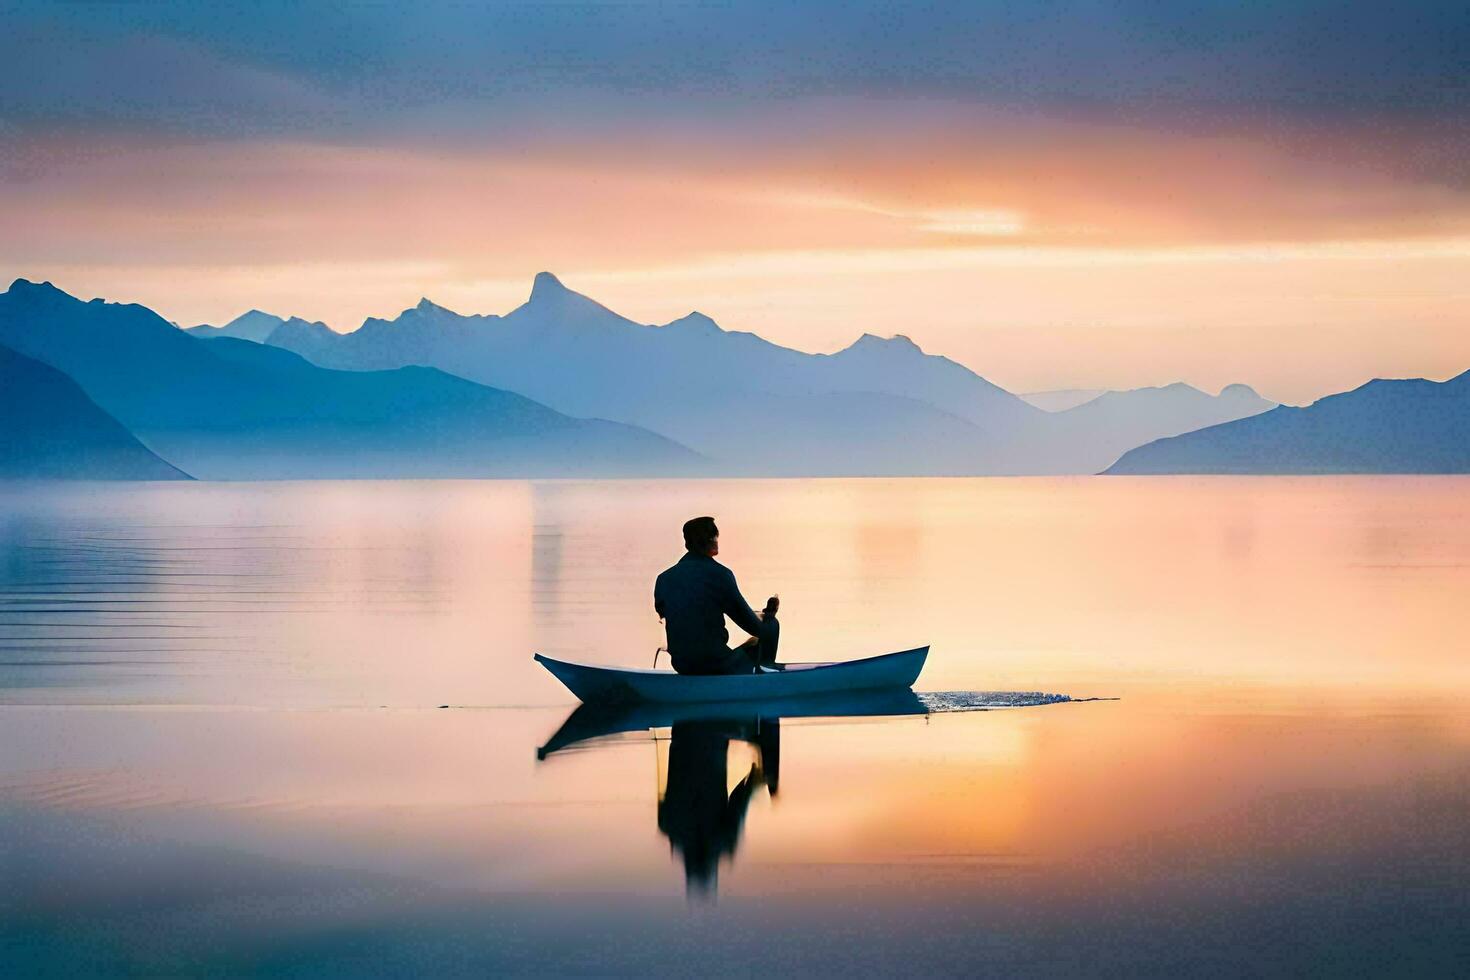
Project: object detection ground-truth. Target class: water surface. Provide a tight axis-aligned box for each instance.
[2,478,1467,975]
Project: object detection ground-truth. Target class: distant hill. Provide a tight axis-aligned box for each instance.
[184,312,344,360]
[264,272,1291,475]
[0,280,698,479]
[262,316,340,359]
[266,271,1053,474]
[184,309,287,342]
[1049,382,1275,473]
[6,275,1335,478]
[1020,389,1106,412]
[1105,372,1470,474]
[0,342,188,480]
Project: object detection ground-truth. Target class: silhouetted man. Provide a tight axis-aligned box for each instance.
[654,516,779,675]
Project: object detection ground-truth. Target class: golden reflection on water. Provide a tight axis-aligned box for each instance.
[2,691,1465,902]
[2,477,1466,706]
[0,478,1467,971]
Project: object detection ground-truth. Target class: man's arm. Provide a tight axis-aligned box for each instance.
[720,568,766,638]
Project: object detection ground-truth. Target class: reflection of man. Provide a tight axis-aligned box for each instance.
[657,718,780,897]
[654,517,779,676]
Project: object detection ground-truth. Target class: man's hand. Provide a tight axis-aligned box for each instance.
[763,595,780,618]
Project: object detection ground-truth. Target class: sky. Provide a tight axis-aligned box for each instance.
[4,1,1469,403]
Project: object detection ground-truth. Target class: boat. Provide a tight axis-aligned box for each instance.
[536,688,927,758]
[533,645,929,705]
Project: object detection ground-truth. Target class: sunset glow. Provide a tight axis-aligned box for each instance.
[7,4,1469,402]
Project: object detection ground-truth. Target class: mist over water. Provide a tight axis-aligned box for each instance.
[2,477,1467,974]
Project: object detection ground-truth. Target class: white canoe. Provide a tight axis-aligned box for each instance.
[534,646,929,704]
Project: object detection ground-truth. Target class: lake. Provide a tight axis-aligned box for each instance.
[2,477,1467,975]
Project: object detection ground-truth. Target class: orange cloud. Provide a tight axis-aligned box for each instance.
[8,104,1470,402]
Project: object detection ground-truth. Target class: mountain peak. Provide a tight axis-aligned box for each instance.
[223,309,283,326]
[666,311,722,333]
[1219,383,1260,398]
[280,316,331,331]
[188,309,288,343]
[846,332,923,354]
[7,278,67,299]
[265,316,337,347]
[415,297,446,313]
[530,271,569,303]
[504,271,640,331]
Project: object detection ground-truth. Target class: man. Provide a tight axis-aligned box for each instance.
[653,516,780,675]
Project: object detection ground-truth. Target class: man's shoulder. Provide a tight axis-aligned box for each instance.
[656,555,696,582]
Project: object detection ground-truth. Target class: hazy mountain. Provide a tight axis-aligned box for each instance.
[811,331,1037,430]
[1105,372,1470,474]
[0,342,189,480]
[0,279,698,480]
[263,271,1295,474]
[3,274,1310,478]
[1049,382,1275,473]
[184,309,286,342]
[1020,389,1105,412]
[263,316,340,359]
[268,271,1051,474]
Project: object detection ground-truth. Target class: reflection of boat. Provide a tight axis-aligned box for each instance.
[536,690,927,897]
[537,688,927,759]
[533,646,929,704]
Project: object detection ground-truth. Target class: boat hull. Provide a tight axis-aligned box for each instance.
[534,646,929,704]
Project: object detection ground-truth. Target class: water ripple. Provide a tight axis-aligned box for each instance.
[918,691,1075,711]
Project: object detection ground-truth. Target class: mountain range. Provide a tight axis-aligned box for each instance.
[0,279,696,479]
[1043,382,1274,474]
[255,273,1038,474]
[257,272,1274,475]
[1106,371,1470,474]
[5,273,1462,479]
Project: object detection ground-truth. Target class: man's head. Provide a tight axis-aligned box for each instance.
[682,516,719,556]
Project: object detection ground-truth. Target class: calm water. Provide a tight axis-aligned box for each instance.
[1,478,1467,975]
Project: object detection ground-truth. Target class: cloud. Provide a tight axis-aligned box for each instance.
[6,2,1470,138]
[0,27,341,137]
[914,211,1028,237]
[6,2,1469,400]
[9,99,1470,274]
[7,2,1468,249]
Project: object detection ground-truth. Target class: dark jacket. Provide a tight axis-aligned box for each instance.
[654,552,765,674]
